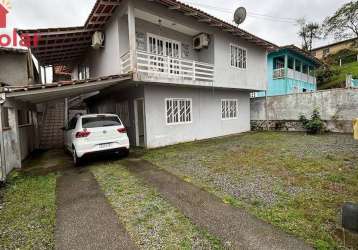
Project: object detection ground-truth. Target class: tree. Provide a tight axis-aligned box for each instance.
[323,1,358,40]
[297,18,322,51]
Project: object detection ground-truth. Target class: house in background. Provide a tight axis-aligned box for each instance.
[254,45,321,97]
[311,38,358,60]
[15,0,276,149]
[0,47,39,86]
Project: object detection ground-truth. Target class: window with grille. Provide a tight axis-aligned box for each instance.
[166,98,192,125]
[230,44,247,69]
[116,101,130,128]
[221,99,238,120]
[18,110,31,126]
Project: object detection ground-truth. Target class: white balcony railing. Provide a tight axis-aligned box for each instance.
[273,68,285,79]
[273,68,316,84]
[121,51,215,83]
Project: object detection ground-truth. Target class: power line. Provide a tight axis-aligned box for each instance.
[183,1,299,24]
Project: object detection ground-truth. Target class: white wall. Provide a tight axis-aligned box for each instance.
[76,2,130,79]
[214,33,267,90]
[133,0,267,91]
[144,85,251,148]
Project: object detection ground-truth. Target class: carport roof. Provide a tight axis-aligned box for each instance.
[2,73,132,104]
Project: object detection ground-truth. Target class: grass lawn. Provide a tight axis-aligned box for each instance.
[0,172,57,249]
[319,61,358,90]
[91,163,224,249]
[143,132,358,249]
[0,150,68,250]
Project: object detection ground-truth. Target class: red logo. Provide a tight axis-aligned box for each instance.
[0,0,40,48]
[0,0,9,28]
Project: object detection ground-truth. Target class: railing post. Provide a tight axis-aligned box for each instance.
[193,62,196,81]
[127,1,137,79]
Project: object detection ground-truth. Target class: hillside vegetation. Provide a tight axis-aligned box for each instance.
[318,61,358,90]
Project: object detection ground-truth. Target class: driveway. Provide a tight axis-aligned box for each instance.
[55,168,137,250]
[122,158,312,250]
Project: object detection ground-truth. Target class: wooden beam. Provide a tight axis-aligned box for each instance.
[35,45,89,54]
[34,40,91,49]
[198,18,211,23]
[209,23,223,27]
[169,5,181,10]
[184,11,198,16]
[24,28,98,37]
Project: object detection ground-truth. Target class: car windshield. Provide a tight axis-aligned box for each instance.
[82,116,122,128]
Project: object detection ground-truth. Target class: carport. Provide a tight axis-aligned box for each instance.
[0,73,132,181]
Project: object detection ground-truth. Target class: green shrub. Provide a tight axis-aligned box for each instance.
[325,48,358,65]
[299,108,326,134]
[316,66,340,86]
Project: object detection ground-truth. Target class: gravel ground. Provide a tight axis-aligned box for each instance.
[143,132,358,249]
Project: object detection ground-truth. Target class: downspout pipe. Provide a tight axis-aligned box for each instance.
[0,94,7,182]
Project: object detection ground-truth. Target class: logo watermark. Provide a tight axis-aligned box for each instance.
[0,0,40,48]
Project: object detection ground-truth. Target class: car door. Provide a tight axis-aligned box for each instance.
[65,117,77,151]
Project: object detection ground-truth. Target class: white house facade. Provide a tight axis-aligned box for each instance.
[69,0,274,148]
[0,0,276,180]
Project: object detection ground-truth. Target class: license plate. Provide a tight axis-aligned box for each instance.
[99,143,112,149]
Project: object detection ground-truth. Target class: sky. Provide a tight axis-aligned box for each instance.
[3,0,351,48]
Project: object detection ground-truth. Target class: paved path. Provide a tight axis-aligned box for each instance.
[123,159,313,250]
[55,169,137,250]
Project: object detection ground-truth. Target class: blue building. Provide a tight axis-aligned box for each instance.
[255,45,322,97]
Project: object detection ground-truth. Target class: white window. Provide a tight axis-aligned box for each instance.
[147,33,181,75]
[166,98,192,125]
[116,101,130,128]
[221,99,238,120]
[230,44,247,69]
[78,65,90,80]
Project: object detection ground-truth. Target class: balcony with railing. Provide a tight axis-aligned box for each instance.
[121,51,215,86]
[273,68,316,84]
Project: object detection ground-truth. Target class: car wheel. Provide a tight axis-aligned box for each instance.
[122,148,129,157]
[72,149,82,167]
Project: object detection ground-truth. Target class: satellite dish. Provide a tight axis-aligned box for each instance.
[234,7,247,25]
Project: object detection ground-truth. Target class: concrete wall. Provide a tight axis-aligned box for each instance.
[3,125,35,175]
[0,53,29,86]
[144,85,251,148]
[251,89,358,133]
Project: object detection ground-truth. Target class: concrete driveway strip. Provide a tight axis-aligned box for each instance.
[55,169,137,250]
[123,159,313,250]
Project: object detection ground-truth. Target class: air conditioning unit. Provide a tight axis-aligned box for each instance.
[193,33,210,50]
[92,31,105,49]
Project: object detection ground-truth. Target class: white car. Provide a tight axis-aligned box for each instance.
[64,114,130,165]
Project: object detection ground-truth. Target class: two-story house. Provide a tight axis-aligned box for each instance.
[14,0,276,149]
[255,45,321,97]
[311,37,358,60]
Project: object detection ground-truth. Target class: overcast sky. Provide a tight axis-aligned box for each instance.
[5,0,351,48]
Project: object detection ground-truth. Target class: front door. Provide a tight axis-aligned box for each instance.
[134,99,145,147]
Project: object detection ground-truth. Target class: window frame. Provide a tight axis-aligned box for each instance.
[18,110,32,127]
[221,99,239,120]
[230,43,247,70]
[165,98,193,126]
[147,33,182,58]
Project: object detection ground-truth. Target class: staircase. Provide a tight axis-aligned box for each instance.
[40,100,65,149]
